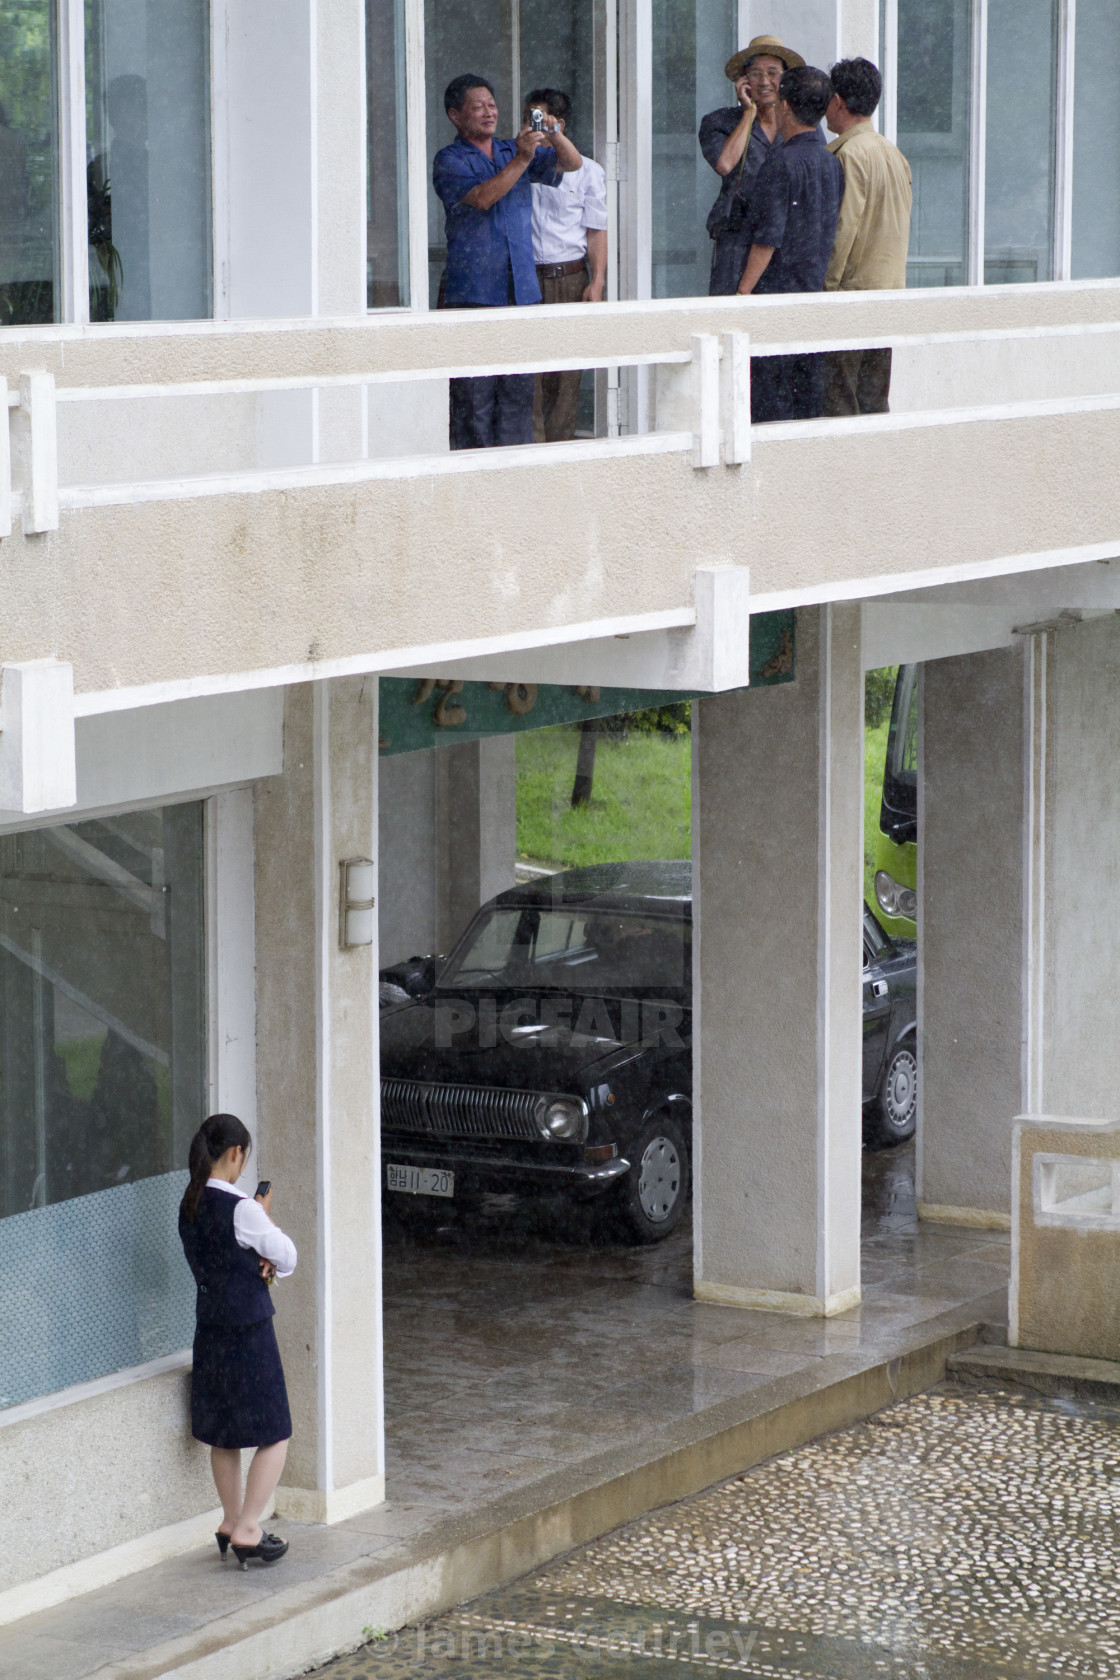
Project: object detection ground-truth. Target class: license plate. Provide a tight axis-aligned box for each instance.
[386,1163,455,1198]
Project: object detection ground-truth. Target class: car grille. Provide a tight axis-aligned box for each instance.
[381,1078,552,1141]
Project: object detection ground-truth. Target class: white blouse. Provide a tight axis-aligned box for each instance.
[206,1178,298,1278]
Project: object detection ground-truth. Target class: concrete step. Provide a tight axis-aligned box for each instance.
[948,1342,1120,1401]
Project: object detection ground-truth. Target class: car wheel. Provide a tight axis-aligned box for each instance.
[866,1043,917,1149]
[612,1114,690,1242]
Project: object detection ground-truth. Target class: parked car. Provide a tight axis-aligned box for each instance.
[379,862,916,1242]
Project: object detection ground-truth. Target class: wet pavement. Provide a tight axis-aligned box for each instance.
[317,1379,1120,1680]
[378,1144,1009,1524]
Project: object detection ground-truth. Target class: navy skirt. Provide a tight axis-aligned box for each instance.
[191,1318,292,1449]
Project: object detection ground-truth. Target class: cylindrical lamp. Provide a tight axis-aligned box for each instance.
[339,857,376,948]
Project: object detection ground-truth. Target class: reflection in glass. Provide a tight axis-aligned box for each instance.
[0,804,205,1408]
[985,0,1056,284]
[652,0,735,298]
[1072,0,1120,279]
[0,0,58,325]
[85,0,211,321]
[366,0,409,307]
[897,0,972,287]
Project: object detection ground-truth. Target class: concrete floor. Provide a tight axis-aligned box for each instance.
[1,1144,1012,1680]
[379,1144,1010,1522]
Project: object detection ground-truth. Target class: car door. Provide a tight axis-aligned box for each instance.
[861,907,893,1098]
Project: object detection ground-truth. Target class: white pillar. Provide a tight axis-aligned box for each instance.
[254,678,384,1523]
[1029,617,1120,1120]
[378,735,517,965]
[918,646,1026,1228]
[693,604,864,1316]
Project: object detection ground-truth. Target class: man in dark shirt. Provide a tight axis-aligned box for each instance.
[698,34,804,296]
[737,65,844,423]
[433,74,582,450]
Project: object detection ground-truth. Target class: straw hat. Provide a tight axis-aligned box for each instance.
[725,35,806,82]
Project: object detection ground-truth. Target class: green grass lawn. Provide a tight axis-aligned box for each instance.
[517,725,691,868]
[517,679,895,904]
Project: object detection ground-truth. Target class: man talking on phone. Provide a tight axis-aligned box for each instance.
[434,74,582,450]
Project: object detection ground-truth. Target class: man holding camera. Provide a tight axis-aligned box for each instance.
[524,87,608,443]
[823,58,912,415]
[433,74,582,450]
[736,65,844,422]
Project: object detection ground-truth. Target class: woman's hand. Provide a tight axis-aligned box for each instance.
[258,1257,277,1283]
[255,1185,273,1215]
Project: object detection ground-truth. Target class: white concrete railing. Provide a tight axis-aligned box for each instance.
[2,281,1119,535]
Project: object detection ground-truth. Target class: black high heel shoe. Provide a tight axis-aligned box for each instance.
[231,1531,289,1570]
[215,1531,231,1560]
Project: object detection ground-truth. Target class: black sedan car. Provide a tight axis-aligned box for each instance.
[379,862,916,1242]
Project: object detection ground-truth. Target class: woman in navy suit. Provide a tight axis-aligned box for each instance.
[179,1113,297,1568]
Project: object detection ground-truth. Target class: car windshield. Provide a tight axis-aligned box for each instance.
[438,905,691,992]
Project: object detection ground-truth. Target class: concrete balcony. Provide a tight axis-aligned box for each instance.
[0,281,1118,719]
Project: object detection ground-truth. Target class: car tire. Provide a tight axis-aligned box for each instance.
[866,1042,917,1150]
[612,1113,690,1242]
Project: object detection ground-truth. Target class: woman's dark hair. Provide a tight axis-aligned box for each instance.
[779,65,834,127]
[829,57,882,118]
[444,73,495,114]
[181,1113,252,1221]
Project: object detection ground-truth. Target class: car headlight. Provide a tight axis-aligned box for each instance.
[875,870,917,921]
[540,1098,585,1140]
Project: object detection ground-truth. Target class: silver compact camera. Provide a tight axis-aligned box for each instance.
[529,107,546,132]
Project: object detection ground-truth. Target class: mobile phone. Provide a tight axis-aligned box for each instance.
[255,1180,271,1199]
[530,107,545,132]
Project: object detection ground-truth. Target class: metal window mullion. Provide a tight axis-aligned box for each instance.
[1053,0,1076,281]
[617,0,651,432]
[968,0,988,287]
[404,0,429,310]
[57,0,89,324]
[881,0,898,144]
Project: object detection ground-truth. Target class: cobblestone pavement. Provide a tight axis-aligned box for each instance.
[316,1382,1120,1680]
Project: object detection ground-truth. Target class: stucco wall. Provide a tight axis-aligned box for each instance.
[0,1363,212,1594]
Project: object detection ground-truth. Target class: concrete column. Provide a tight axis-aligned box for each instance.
[378,735,517,965]
[918,645,1027,1228]
[693,604,864,1316]
[254,678,384,1523]
[1029,617,1120,1120]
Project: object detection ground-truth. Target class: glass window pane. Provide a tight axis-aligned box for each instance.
[1072,0,1120,279]
[0,802,206,1409]
[424,0,514,308]
[85,0,212,322]
[985,0,1057,284]
[366,0,409,307]
[897,0,972,287]
[0,0,59,325]
[652,0,735,299]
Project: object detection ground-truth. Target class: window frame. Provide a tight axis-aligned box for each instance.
[880,0,1082,285]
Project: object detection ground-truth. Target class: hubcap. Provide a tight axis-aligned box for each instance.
[884,1049,917,1129]
[637,1135,681,1222]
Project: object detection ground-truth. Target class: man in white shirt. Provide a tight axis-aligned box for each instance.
[524,87,608,442]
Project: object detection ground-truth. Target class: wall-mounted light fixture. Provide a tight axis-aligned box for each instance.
[339,857,375,948]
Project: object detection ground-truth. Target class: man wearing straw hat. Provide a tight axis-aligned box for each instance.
[699,34,805,296]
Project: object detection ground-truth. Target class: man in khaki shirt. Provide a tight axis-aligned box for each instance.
[823,58,912,414]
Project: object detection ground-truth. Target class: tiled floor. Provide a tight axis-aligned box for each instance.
[1,1144,1011,1680]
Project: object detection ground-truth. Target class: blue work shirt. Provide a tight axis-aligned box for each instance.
[434,135,562,306]
[744,128,844,294]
